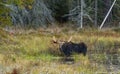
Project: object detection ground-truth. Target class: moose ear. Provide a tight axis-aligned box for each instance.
[68,36,72,42]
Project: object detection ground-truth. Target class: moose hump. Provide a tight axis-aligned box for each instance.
[52,36,87,57]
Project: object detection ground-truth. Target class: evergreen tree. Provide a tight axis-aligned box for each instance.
[44,0,69,23]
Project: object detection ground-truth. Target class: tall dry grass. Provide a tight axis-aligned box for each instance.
[0,27,120,73]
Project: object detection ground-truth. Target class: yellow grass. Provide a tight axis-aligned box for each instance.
[0,27,120,74]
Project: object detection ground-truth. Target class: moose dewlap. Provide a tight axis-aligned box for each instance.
[52,36,87,57]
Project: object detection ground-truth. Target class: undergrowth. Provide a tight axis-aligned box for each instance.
[0,27,120,73]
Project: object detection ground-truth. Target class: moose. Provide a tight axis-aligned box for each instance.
[52,36,87,57]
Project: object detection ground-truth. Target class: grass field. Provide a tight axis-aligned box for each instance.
[0,27,120,74]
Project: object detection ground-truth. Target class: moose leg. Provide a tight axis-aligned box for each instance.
[83,52,86,56]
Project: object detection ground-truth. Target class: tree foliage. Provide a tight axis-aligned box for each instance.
[44,0,70,23]
[0,0,120,28]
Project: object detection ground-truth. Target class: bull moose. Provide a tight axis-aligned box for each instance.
[52,36,87,57]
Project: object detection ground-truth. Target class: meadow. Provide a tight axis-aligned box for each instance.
[0,27,120,74]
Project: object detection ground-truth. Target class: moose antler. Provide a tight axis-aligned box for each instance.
[52,36,57,43]
[52,36,72,44]
[68,36,72,42]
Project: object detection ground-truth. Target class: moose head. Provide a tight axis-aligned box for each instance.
[52,36,87,57]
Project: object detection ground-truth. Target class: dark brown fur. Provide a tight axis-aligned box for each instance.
[59,42,87,56]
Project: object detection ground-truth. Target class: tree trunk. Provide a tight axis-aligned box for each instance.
[94,0,98,27]
[104,0,112,23]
